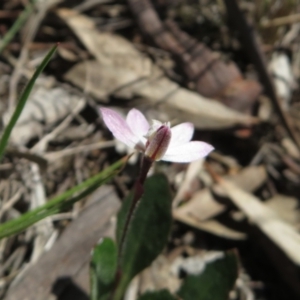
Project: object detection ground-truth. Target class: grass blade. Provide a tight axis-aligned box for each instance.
[0,44,58,161]
[0,156,127,239]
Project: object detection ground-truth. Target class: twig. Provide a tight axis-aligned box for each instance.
[0,187,24,220]
[31,99,86,153]
[0,246,26,277]
[261,13,300,28]
[45,140,115,161]
[29,162,54,263]
[28,98,85,261]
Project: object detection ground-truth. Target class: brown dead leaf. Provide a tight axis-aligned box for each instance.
[269,52,295,110]
[173,166,267,230]
[219,178,300,265]
[173,166,266,239]
[213,165,267,197]
[265,194,300,228]
[58,8,259,129]
[173,189,224,223]
[174,213,246,240]
[139,255,181,295]
[173,160,204,208]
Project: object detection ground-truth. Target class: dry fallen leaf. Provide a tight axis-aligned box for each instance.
[219,178,300,265]
[265,194,300,228]
[139,255,182,295]
[173,189,224,224]
[269,52,295,110]
[212,165,267,197]
[174,213,246,240]
[173,166,267,239]
[173,159,204,208]
[174,166,267,221]
[58,8,259,130]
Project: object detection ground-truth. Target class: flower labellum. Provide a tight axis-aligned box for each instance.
[145,124,171,161]
[100,108,214,163]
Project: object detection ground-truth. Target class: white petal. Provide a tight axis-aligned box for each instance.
[100,108,139,148]
[170,123,194,147]
[126,109,149,140]
[162,141,214,163]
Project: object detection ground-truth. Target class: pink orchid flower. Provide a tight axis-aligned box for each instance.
[100,108,214,163]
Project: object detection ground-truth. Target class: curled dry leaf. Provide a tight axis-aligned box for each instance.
[58,8,259,130]
[219,178,300,265]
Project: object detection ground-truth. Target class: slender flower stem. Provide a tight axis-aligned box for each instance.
[137,155,153,185]
[118,155,153,255]
[111,155,153,300]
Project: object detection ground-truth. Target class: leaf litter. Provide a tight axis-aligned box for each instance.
[1,0,300,299]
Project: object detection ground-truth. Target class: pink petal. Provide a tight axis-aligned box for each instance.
[100,108,139,148]
[162,141,214,163]
[169,123,194,147]
[126,108,149,140]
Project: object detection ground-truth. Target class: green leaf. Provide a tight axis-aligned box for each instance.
[0,157,126,239]
[0,44,57,161]
[137,290,177,300]
[91,237,117,300]
[114,174,172,300]
[177,251,238,300]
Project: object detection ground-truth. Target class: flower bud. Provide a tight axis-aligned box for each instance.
[145,125,171,161]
